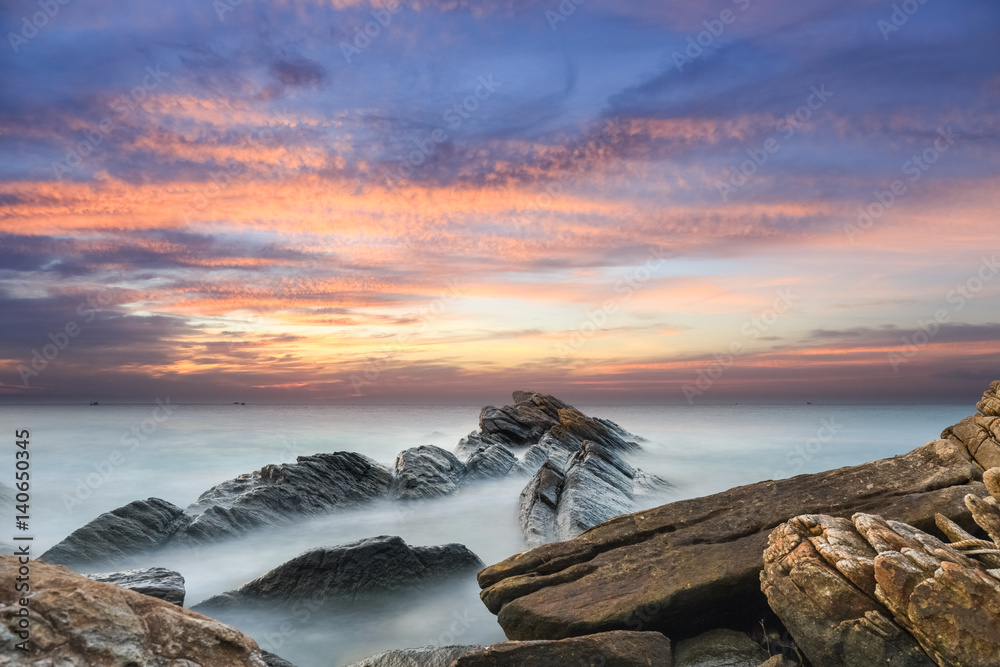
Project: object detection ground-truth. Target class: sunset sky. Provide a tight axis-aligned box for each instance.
[1,0,998,404]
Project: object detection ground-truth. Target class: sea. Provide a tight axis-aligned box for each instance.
[0,402,976,666]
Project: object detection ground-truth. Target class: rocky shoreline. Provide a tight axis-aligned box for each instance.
[4,381,1000,666]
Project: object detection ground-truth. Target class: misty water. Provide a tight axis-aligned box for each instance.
[2,402,976,666]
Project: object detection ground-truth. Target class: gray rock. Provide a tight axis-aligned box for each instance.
[634,468,675,498]
[512,443,550,476]
[555,440,635,541]
[40,498,189,568]
[465,444,517,481]
[345,645,481,667]
[86,566,186,606]
[174,451,393,545]
[519,462,565,548]
[674,629,768,667]
[392,446,466,501]
[262,650,297,667]
[455,431,504,462]
[194,536,483,612]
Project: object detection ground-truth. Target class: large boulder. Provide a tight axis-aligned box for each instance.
[86,566,186,606]
[392,446,466,500]
[194,536,483,612]
[478,437,986,641]
[519,462,565,548]
[175,451,393,544]
[40,498,189,568]
[465,444,518,481]
[555,440,636,540]
[0,556,267,666]
[977,379,1000,417]
[452,630,672,666]
[345,646,482,667]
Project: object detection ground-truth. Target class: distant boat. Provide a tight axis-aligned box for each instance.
[89,401,99,406]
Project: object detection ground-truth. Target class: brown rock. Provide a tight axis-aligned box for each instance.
[450,631,672,667]
[760,514,936,667]
[942,414,1000,470]
[673,628,767,666]
[977,380,1000,417]
[478,439,984,640]
[0,556,266,666]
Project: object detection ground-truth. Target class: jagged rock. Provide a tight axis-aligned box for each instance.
[455,431,505,462]
[513,443,550,476]
[555,440,635,540]
[519,462,565,548]
[345,645,481,667]
[556,408,643,453]
[261,650,297,667]
[194,536,483,612]
[760,515,935,667]
[673,629,769,667]
[0,556,267,666]
[40,498,189,568]
[86,566,186,606]
[392,446,466,500]
[479,405,552,447]
[451,630,672,666]
[634,468,674,498]
[941,413,1000,470]
[175,452,393,544]
[465,444,518,481]
[478,437,985,641]
[977,379,1000,417]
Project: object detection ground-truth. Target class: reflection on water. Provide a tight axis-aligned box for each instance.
[5,402,974,666]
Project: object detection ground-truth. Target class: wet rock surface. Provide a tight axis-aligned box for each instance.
[85,566,186,606]
[194,536,483,612]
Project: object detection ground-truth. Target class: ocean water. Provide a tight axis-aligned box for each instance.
[0,402,976,666]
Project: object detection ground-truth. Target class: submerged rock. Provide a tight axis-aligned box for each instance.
[194,536,483,612]
[40,497,189,568]
[392,446,466,500]
[176,451,393,544]
[479,437,985,641]
[86,566,186,606]
[345,646,482,667]
[0,556,268,666]
[452,630,672,667]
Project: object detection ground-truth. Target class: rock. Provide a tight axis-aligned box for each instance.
[512,443,550,476]
[465,444,518,481]
[40,497,189,568]
[392,446,466,500]
[262,650,297,667]
[978,379,1000,417]
[194,536,483,612]
[451,630,672,667]
[555,440,636,541]
[86,566,186,606]
[634,468,675,498]
[760,515,936,667]
[758,657,799,667]
[345,646,481,667]
[478,437,985,641]
[941,414,1000,470]
[0,556,267,666]
[673,629,768,667]
[479,405,553,447]
[176,451,393,545]
[519,462,565,548]
[456,431,505,462]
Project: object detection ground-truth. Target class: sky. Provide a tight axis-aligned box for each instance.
[0,0,998,404]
